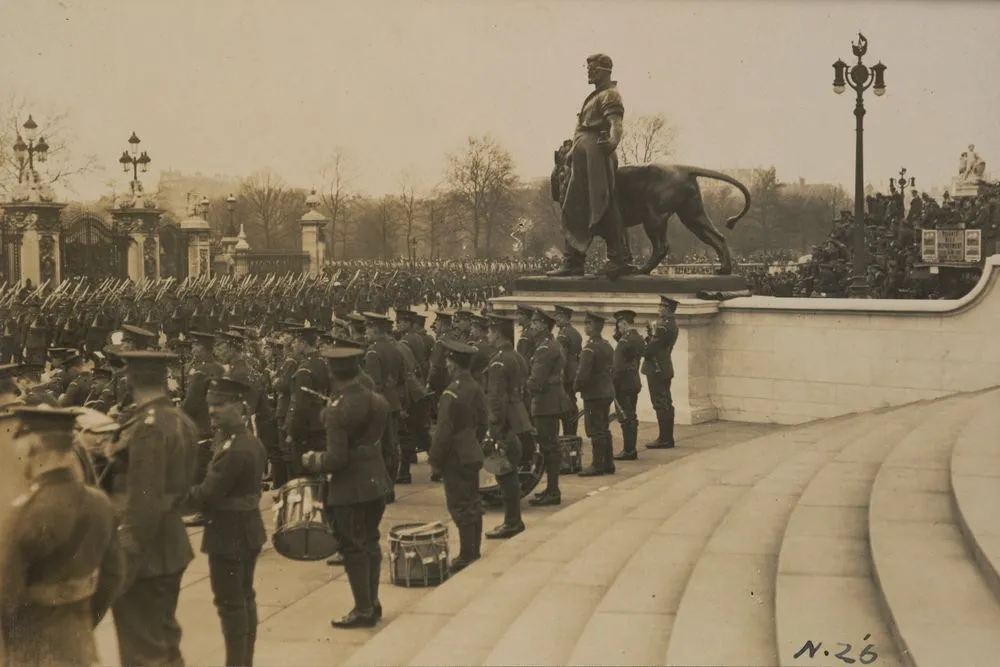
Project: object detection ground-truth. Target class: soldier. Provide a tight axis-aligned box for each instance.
[301,348,391,628]
[428,339,487,573]
[514,304,538,364]
[273,329,301,482]
[575,311,617,476]
[452,310,473,341]
[0,364,36,413]
[411,313,435,370]
[468,314,495,386]
[1,408,125,667]
[181,331,226,526]
[346,313,367,341]
[363,312,405,498]
[120,323,159,351]
[58,351,94,407]
[285,326,331,478]
[111,350,199,667]
[427,311,455,394]
[611,309,644,461]
[393,320,427,485]
[483,313,531,540]
[180,377,266,667]
[554,304,582,436]
[396,310,432,456]
[526,308,572,507]
[642,295,679,449]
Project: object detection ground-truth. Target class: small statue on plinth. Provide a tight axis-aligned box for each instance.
[958,144,986,182]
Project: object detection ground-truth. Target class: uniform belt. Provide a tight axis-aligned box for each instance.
[214,493,262,512]
[22,570,99,607]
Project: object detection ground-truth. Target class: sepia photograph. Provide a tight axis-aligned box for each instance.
[0,0,998,665]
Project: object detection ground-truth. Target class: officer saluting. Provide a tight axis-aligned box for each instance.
[642,295,679,449]
[575,311,617,476]
[111,350,199,667]
[180,377,266,667]
[429,339,487,573]
[527,308,572,507]
[1,408,125,667]
[301,348,391,629]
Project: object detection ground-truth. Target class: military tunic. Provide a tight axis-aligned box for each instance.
[557,321,583,435]
[612,327,645,455]
[429,370,487,527]
[1,468,125,667]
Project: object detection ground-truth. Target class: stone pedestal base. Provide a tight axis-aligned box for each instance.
[492,277,727,425]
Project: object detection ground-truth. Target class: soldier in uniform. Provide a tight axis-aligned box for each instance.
[554,305,582,436]
[180,377,266,667]
[426,311,454,394]
[111,350,199,667]
[393,320,427,485]
[363,313,405,498]
[301,348,391,629]
[273,330,301,482]
[181,331,226,526]
[514,304,539,468]
[285,326,331,479]
[526,308,572,507]
[642,295,679,449]
[483,313,530,540]
[467,314,494,386]
[611,310,645,461]
[428,339,487,573]
[412,313,435,371]
[58,352,94,407]
[396,310,431,457]
[121,323,159,351]
[1,407,125,667]
[575,311,617,476]
[451,310,473,342]
[0,364,36,413]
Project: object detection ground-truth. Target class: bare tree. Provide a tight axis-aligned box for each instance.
[0,92,101,198]
[748,167,784,251]
[618,113,678,166]
[316,148,356,260]
[445,136,519,257]
[375,195,398,257]
[398,169,420,260]
[239,170,301,249]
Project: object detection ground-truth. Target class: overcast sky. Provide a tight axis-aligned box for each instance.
[1,0,997,201]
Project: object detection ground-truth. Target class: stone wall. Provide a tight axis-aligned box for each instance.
[712,258,1000,424]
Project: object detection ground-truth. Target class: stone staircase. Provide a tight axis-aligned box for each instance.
[345,389,1000,667]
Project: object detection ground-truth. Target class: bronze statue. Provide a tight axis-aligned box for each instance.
[548,54,751,276]
[547,54,633,279]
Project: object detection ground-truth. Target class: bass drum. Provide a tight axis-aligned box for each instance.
[479,451,544,507]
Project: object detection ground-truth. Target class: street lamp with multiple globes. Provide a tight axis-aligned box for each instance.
[118,131,151,198]
[832,33,887,298]
[13,115,49,184]
[889,167,915,216]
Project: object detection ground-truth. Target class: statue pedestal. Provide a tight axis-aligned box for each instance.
[3,201,66,286]
[492,275,743,425]
[952,178,982,199]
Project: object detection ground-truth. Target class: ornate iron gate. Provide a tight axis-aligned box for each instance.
[60,215,127,280]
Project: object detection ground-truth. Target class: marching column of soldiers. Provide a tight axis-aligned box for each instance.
[0,272,679,667]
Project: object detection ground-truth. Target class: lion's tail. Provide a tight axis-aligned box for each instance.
[681,166,752,229]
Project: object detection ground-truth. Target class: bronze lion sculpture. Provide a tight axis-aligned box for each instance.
[551,142,751,274]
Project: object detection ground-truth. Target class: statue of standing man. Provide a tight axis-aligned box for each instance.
[547,54,635,279]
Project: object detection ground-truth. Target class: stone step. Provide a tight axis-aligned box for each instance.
[345,411,873,666]
[950,398,1000,604]
[663,405,910,667]
[774,397,970,667]
[869,390,1000,667]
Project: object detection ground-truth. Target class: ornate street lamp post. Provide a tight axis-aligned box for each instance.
[118,131,152,198]
[13,115,50,184]
[832,33,887,298]
[889,167,915,217]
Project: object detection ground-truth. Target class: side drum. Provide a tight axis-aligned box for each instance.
[272,476,338,561]
[389,522,450,588]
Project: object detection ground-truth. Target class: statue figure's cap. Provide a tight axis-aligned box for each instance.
[586,53,613,71]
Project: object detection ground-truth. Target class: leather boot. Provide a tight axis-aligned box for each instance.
[220,609,250,667]
[396,461,412,484]
[578,437,605,476]
[602,436,616,474]
[369,550,383,621]
[487,473,525,539]
[529,458,562,506]
[449,523,479,574]
[332,556,376,628]
[519,432,537,468]
[545,259,585,277]
[614,422,638,460]
[646,408,675,449]
[472,516,483,560]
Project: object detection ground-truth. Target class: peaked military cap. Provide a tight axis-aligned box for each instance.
[553,305,575,316]
[532,308,556,326]
[412,313,427,324]
[122,324,158,341]
[333,337,366,350]
[362,312,392,325]
[660,295,680,309]
[91,368,114,381]
[120,350,179,365]
[216,330,246,344]
[584,310,607,323]
[515,304,534,315]
[345,313,366,324]
[470,315,490,329]
[586,53,614,71]
[321,347,365,372]
[440,338,477,359]
[613,309,637,323]
[206,377,253,403]
[394,308,415,320]
[47,347,73,360]
[60,352,85,368]
[11,407,79,443]
[434,311,453,324]
[187,331,216,344]
[487,313,517,324]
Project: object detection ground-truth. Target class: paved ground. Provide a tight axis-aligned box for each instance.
[94,419,782,666]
